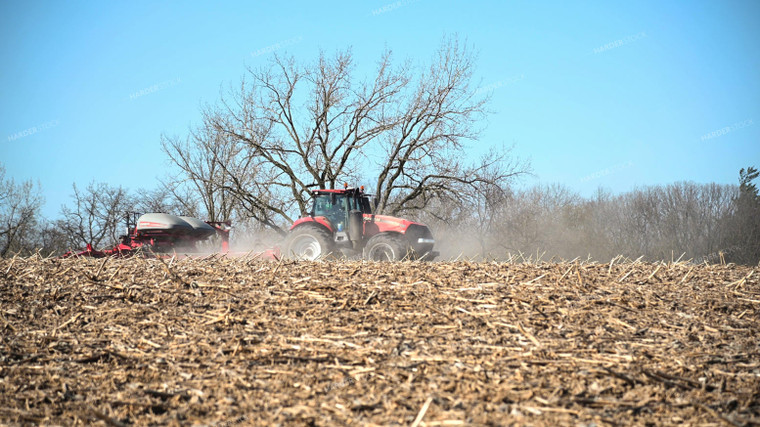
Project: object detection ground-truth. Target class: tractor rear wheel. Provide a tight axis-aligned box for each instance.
[284,226,334,260]
[363,234,408,261]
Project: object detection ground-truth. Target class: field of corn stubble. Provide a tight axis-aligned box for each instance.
[0,256,758,426]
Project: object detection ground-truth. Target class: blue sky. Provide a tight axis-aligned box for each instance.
[1,0,758,218]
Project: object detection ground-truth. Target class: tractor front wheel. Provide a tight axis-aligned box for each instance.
[283,226,334,261]
[363,234,409,261]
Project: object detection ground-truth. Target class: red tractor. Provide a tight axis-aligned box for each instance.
[282,186,439,261]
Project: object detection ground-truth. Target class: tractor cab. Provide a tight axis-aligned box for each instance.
[310,187,372,233]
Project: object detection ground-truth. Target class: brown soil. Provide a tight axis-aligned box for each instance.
[1,256,758,426]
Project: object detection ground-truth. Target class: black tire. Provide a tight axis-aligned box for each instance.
[363,234,409,261]
[283,226,334,261]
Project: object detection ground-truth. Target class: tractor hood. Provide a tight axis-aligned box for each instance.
[291,213,429,235]
[364,214,417,232]
[363,214,435,236]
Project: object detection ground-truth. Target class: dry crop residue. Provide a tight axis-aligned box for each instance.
[0,257,758,426]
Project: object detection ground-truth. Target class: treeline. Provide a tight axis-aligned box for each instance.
[424,168,760,265]
[2,162,758,265]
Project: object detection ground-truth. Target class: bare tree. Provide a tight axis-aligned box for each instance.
[726,167,760,264]
[161,124,243,222]
[164,37,528,235]
[133,184,200,217]
[0,164,43,257]
[59,182,133,249]
[34,223,70,257]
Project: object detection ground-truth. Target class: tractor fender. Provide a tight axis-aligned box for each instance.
[290,216,334,233]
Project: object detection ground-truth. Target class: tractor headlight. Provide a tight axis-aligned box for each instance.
[417,238,435,244]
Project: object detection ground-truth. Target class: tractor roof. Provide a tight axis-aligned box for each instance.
[311,187,367,196]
